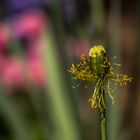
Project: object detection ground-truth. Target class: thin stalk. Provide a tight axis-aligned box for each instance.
[100,86,107,140]
[100,109,107,140]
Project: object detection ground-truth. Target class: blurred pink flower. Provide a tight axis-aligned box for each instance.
[27,39,42,59]
[0,10,48,88]
[13,10,47,38]
[2,58,24,87]
[1,55,45,87]
[27,57,45,86]
[74,39,90,56]
[66,38,90,58]
[26,38,45,86]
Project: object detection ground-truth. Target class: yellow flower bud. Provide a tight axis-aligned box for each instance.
[89,45,105,58]
[89,45,106,76]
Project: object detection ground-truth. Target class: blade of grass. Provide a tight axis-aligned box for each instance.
[41,27,81,140]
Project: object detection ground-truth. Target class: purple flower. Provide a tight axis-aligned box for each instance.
[8,0,49,14]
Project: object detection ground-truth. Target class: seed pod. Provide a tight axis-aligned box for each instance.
[89,45,106,76]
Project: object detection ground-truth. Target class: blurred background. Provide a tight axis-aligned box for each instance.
[0,0,139,140]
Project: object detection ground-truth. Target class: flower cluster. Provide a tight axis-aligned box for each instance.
[0,11,46,87]
[68,45,132,112]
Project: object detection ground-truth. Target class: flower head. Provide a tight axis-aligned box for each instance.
[89,45,105,57]
[68,45,132,111]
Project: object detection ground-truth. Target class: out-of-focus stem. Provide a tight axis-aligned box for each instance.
[108,0,121,139]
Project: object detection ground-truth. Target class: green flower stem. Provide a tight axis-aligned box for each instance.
[100,89,107,140]
[101,111,107,140]
[69,45,132,140]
